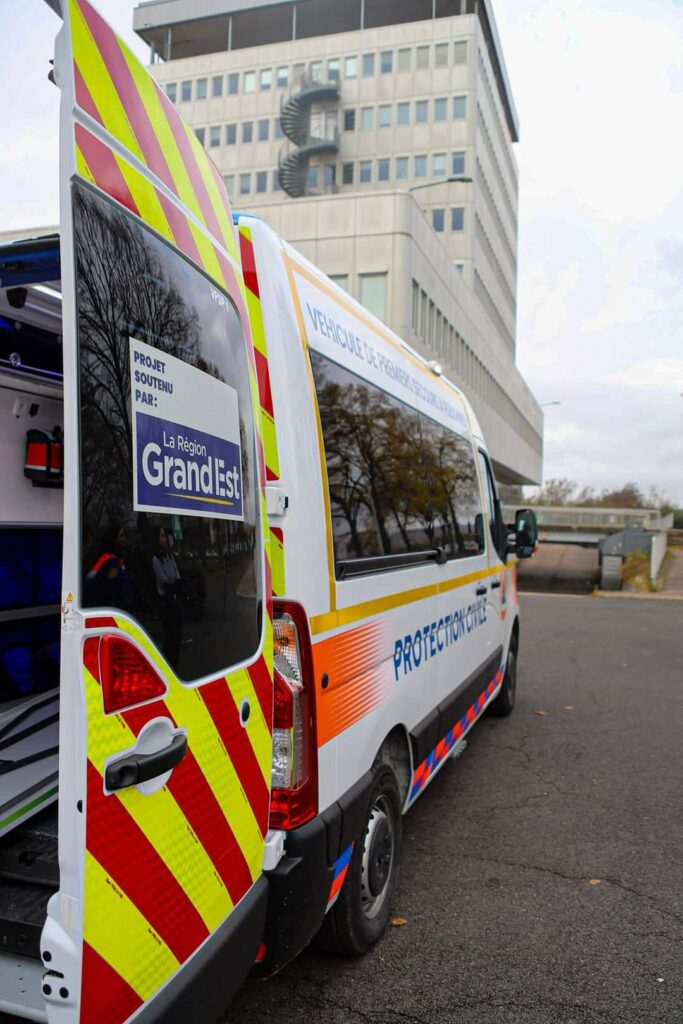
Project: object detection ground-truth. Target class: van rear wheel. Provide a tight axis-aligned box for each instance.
[317,764,402,955]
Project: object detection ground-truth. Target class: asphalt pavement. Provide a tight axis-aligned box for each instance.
[230,594,683,1024]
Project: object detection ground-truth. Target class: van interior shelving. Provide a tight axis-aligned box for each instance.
[0,234,63,964]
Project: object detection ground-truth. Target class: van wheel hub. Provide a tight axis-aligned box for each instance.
[360,798,395,918]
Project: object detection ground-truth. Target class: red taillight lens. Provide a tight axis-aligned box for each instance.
[269,602,318,831]
[99,634,167,713]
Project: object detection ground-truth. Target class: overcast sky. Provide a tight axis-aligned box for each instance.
[2,0,682,502]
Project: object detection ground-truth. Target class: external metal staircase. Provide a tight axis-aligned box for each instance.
[278,73,340,198]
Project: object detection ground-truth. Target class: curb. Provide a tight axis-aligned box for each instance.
[592,590,683,602]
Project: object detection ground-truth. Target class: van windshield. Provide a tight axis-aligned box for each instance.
[74,184,261,682]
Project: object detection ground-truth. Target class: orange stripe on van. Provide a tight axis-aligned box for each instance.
[313,621,393,745]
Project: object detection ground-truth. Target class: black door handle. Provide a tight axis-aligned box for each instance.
[490,578,501,590]
[105,733,187,792]
[476,585,488,596]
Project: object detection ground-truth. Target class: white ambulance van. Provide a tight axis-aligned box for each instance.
[0,1,537,1020]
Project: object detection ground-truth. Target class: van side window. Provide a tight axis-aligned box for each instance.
[74,184,261,682]
[310,351,482,572]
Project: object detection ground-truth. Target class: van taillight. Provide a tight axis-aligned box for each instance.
[270,602,318,830]
[99,634,166,713]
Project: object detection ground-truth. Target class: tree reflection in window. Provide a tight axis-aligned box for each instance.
[74,184,260,681]
[310,352,482,569]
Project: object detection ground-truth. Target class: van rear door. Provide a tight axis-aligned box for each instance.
[49,2,272,1021]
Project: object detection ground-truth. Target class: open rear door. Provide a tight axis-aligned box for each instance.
[47,2,273,1021]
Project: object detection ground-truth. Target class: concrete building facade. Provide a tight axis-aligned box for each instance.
[133,0,543,484]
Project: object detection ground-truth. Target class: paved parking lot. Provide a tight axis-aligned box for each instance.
[230,594,683,1023]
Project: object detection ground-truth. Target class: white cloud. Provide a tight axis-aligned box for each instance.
[609,359,683,393]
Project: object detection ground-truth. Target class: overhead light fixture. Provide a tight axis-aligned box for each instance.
[33,284,62,300]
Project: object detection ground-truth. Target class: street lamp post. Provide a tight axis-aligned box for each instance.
[408,175,473,192]
[539,401,562,409]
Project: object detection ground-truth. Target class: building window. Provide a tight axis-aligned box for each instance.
[434,97,448,121]
[432,209,445,232]
[243,71,255,93]
[223,173,234,195]
[258,119,270,141]
[360,107,374,131]
[360,160,372,184]
[451,207,465,231]
[260,68,272,90]
[273,170,282,190]
[453,41,467,65]
[396,156,408,180]
[256,170,267,193]
[345,55,357,79]
[308,165,319,189]
[195,127,205,146]
[274,119,285,139]
[209,125,220,147]
[344,108,356,131]
[342,162,354,184]
[242,121,253,143]
[212,75,223,97]
[398,47,411,72]
[454,263,464,275]
[397,102,410,126]
[277,66,289,88]
[452,151,466,175]
[359,273,387,322]
[240,173,251,195]
[380,51,393,74]
[362,53,375,76]
[226,123,237,145]
[378,105,391,128]
[415,100,428,124]
[435,43,449,68]
[433,153,446,177]
[453,96,467,120]
[416,45,429,70]
[293,62,305,80]
[414,155,427,178]
[324,164,336,188]
[378,158,390,181]
[166,82,177,103]
[181,80,191,102]
[329,275,348,292]
[310,61,323,82]
[197,78,207,100]
[328,58,340,80]
[228,73,239,95]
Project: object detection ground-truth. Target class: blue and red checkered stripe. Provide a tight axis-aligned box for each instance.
[326,842,354,911]
[407,663,505,805]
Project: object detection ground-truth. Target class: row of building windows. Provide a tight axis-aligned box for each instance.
[431,208,466,233]
[477,49,518,192]
[163,40,468,104]
[411,280,541,456]
[344,96,467,130]
[222,151,467,196]
[195,118,285,147]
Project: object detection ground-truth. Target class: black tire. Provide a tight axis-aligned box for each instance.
[317,763,402,955]
[488,640,517,716]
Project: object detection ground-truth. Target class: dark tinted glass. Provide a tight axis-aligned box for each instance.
[74,184,260,681]
[310,351,481,568]
[0,528,62,611]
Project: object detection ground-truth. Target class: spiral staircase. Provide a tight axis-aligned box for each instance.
[278,73,340,198]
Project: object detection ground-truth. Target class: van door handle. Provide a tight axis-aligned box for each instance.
[475,585,488,596]
[490,578,501,590]
[105,734,187,792]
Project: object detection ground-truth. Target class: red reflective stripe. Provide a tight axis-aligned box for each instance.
[199,680,270,836]
[85,616,118,630]
[74,61,103,125]
[81,941,142,1024]
[156,190,203,267]
[122,702,256,905]
[75,124,141,218]
[89,552,118,575]
[239,231,260,298]
[247,657,273,730]
[86,760,210,962]
[254,347,274,418]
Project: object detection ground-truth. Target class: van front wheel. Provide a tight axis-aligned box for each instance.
[318,764,402,954]
[488,642,517,716]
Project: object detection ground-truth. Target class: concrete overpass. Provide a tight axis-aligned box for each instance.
[502,506,668,547]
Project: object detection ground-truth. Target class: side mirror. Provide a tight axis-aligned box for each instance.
[512,508,538,559]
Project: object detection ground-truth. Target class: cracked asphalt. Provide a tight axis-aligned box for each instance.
[229,594,683,1024]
